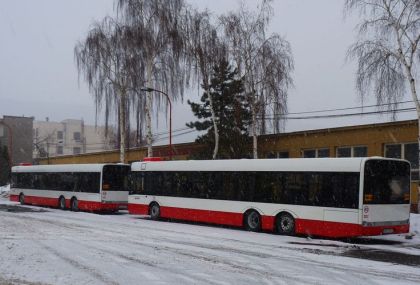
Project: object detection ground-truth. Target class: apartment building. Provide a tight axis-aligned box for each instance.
[33,118,113,159]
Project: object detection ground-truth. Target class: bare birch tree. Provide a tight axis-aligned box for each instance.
[75,17,141,163]
[186,10,228,159]
[221,0,294,159]
[346,0,420,171]
[117,0,191,157]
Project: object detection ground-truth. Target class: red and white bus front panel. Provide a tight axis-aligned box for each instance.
[128,195,407,238]
[10,189,125,211]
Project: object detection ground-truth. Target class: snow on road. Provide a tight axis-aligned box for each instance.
[1,198,420,285]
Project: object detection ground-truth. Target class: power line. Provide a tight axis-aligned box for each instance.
[284,100,415,115]
[261,107,416,120]
[153,126,190,136]
[154,129,197,142]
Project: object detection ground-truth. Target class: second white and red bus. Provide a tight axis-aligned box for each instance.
[128,157,411,238]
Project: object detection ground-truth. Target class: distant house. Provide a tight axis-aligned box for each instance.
[33,118,113,160]
[0,115,34,166]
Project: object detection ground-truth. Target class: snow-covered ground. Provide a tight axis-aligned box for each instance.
[0,184,10,200]
[0,197,419,285]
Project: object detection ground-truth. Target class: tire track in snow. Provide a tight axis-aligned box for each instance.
[69,234,322,285]
[69,239,248,285]
[36,242,118,285]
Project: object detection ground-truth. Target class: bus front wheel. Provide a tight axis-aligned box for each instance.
[149,203,160,220]
[276,213,295,235]
[19,193,25,205]
[70,198,78,212]
[244,210,261,232]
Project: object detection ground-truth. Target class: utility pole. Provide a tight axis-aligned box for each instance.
[140,87,173,160]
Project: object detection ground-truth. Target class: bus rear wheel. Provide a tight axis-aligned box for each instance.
[276,213,295,235]
[149,203,160,220]
[244,210,261,232]
[59,196,66,210]
[19,193,25,205]
[70,198,78,212]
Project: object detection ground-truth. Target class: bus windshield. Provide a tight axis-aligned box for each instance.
[102,165,130,191]
[363,159,410,204]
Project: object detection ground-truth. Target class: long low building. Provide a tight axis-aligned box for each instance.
[38,120,420,213]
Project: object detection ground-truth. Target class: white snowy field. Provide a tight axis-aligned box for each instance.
[0,197,420,285]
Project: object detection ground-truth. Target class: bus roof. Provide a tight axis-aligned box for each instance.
[12,163,129,173]
[131,158,374,172]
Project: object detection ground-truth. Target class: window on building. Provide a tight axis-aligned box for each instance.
[317,148,330,158]
[73,147,81,155]
[337,146,367,158]
[385,143,418,180]
[73,132,81,142]
[303,148,329,158]
[57,131,63,140]
[266,151,289,159]
[56,146,63,155]
[353,146,368,157]
[0,125,3,137]
[303,149,316,158]
[278,151,289,159]
[337,147,351,157]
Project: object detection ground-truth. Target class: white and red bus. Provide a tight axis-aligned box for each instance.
[128,157,411,238]
[10,164,130,212]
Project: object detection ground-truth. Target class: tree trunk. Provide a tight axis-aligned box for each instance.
[146,62,153,157]
[251,104,258,159]
[403,66,419,212]
[204,80,219,160]
[119,89,127,163]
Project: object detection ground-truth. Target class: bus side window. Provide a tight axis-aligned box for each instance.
[129,172,144,195]
[11,173,17,188]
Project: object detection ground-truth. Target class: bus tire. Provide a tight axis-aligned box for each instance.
[70,197,79,212]
[276,213,295,235]
[59,196,66,210]
[19,193,25,205]
[149,203,160,220]
[244,210,261,232]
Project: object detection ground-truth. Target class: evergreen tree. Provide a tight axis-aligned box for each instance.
[0,144,10,186]
[187,59,251,159]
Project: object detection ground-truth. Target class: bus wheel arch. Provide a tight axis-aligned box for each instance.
[149,202,160,220]
[243,209,262,232]
[70,197,78,212]
[275,211,296,235]
[58,196,66,210]
[19,193,25,205]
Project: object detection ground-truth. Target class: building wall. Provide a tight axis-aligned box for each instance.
[258,120,417,158]
[0,116,34,165]
[38,143,204,165]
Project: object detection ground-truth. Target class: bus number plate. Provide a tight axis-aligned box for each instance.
[383,228,394,234]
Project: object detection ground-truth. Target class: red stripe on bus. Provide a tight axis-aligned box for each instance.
[128,203,409,237]
[10,195,123,212]
[9,194,19,202]
[160,206,244,227]
[127,203,149,215]
[295,219,409,237]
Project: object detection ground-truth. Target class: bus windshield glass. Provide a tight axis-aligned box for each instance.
[363,159,410,204]
[102,165,130,191]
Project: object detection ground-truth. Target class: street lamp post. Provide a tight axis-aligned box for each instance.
[140,87,173,160]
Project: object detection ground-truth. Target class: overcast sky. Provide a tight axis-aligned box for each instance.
[0,0,417,144]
